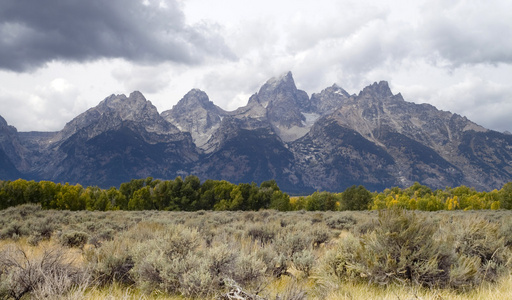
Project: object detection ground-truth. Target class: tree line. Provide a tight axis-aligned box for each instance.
[1,177,512,211]
[0,176,290,211]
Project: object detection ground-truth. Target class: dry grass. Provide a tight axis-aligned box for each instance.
[81,284,183,300]
[0,250,510,300]
[1,207,512,299]
[56,276,512,300]
[320,275,512,300]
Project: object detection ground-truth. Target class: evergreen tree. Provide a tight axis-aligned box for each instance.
[341,185,372,211]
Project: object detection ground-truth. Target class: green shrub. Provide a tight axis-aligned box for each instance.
[352,218,378,235]
[448,217,509,284]
[340,185,372,211]
[179,262,214,297]
[133,250,177,292]
[329,209,512,290]
[500,218,512,247]
[324,214,357,230]
[1,222,28,240]
[292,250,315,277]
[206,244,237,278]
[84,239,135,285]
[247,224,276,244]
[331,209,451,287]
[34,217,55,240]
[275,231,312,257]
[257,245,288,278]
[231,252,267,288]
[59,230,89,248]
[130,225,204,295]
[160,225,201,259]
[309,226,331,248]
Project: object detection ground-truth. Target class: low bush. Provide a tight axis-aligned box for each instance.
[230,252,267,288]
[309,226,331,248]
[292,250,315,277]
[247,224,276,244]
[329,209,512,290]
[275,231,312,257]
[130,225,204,294]
[0,206,511,298]
[0,246,87,300]
[324,214,357,230]
[84,239,135,286]
[59,230,89,249]
[448,217,510,284]
[0,222,28,240]
[34,217,55,240]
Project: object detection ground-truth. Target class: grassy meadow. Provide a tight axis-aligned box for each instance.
[1,205,512,299]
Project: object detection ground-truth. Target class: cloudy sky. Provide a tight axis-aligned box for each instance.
[1,0,511,133]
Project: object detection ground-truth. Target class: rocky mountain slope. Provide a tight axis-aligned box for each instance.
[1,72,511,192]
[161,89,226,150]
[0,116,25,179]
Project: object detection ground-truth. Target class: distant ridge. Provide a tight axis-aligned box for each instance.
[1,72,512,192]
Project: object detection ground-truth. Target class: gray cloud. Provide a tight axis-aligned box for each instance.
[111,63,172,94]
[432,76,512,133]
[420,0,512,67]
[1,0,512,134]
[0,78,82,131]
[0,0,235,72]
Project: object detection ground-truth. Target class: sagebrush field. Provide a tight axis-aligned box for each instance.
[1,205,512,299]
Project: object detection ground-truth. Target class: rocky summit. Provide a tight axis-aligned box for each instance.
[1,72,512,192]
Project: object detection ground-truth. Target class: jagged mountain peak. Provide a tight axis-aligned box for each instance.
[171,88,219,111]
[162,89,227,150]
[54,91,179,145]
[4,73,512,193]
[100,91,156,115]
[256,71,306,108]
[234,93,267,119]
[0,115,21,136]
[83,91,162,128]
[261,71,295,91]
[359,81,394,99]
[310,84,351,115]
[250,71,311,142]
[331,84,351,96]
[263,71,295,88]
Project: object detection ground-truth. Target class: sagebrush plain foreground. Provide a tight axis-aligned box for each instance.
[1,205,512,299]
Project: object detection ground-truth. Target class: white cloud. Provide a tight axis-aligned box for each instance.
[432,76,512,132]
[0,78,80,131]
[111,62,173,94]
[0,0,511,133]
[420,0,512,67]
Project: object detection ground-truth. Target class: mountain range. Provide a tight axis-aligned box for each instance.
[1,72,512,193]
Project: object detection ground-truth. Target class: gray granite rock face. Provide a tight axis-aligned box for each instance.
[162,89,226,151]
[2,72,512,192]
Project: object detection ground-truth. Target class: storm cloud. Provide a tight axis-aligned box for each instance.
[0,0,511,133]
[0,0,234,72]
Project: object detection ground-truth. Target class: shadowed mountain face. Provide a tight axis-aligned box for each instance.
[0,116,29,179]
[12,92,200,187]
[1,72,512,192]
